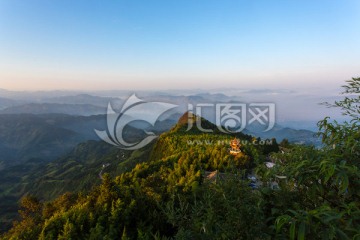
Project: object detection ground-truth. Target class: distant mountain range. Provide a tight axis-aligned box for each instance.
[0,97,23,110]
[0,113,150,169]
[0,103,106,116]
[0,114,86,167]
[43,94,121,107]
[0,93,238,116]
[0,110,321,170]
[244,124,321,146]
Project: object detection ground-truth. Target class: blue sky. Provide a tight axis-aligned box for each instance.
[0,0,359,90]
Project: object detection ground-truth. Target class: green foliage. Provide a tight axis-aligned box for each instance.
[163,175,267,239]
[0,140,153,232]
[257,77,360,239]
[2,195,43,239]
[325,77,360,120]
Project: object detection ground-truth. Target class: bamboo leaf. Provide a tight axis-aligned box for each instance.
[290,221,296,240]
[297,222,305,240]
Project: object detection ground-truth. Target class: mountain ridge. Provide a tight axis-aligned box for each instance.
[0,103,106,116]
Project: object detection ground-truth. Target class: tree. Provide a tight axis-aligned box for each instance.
[58,220,76,240]
[3,195,43,239]
[260,77,360,239]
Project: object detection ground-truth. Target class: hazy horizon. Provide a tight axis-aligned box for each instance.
[0,85,347,127]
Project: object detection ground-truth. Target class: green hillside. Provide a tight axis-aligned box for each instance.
[2,79,360,239]
[0,140,153,232]
[1,112,279,239]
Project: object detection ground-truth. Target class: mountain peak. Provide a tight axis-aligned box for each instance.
[172,111,219,133]
[177,111,196,125]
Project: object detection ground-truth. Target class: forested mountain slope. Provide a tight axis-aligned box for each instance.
[1,113,277,239]
[2,78,360,239]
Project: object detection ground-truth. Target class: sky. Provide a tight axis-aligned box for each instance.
[0,0,359,91]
